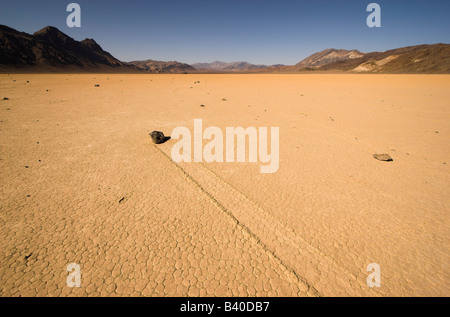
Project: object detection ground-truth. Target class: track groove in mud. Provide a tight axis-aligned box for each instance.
[152,144,321,296]
[197,163,371,291]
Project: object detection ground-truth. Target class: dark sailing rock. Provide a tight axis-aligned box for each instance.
[150,131,165,144]
[373,154,393,162]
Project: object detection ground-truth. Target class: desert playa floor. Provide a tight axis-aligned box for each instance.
[0,74,449,297]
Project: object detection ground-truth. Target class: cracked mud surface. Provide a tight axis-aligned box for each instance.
[0,74,449,296]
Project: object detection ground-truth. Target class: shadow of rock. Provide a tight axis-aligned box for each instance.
[161,136,171,144]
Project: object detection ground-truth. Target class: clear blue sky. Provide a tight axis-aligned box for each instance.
[1,0,449,65]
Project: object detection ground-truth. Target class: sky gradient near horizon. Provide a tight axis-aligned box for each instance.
[1,0,449,65]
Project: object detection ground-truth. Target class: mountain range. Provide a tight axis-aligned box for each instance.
[192,61,276,72]
[1,25,449,73]
[129,59,196,74]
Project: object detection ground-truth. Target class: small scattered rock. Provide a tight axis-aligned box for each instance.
[150,131,165,144]
[2,97,9,100]
[373,154,393,162]
[25,253,32,260]
[222,98,227,101]
[94,84,100,87]
[119,197,125,204]
[200,104,206,108]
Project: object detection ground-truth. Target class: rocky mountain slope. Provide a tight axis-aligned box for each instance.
[294,44,450,73]
[0,25,194,73]
[0,25,138,72]
[192,61,270,71]
[129,59,195,73]
[296,49,365,68]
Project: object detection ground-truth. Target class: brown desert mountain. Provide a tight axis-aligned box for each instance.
[129,59,195,74]
[291,45,450,73]
[322,44,450,73]
[192,61,272,71]
[0,25,191,73]
[295,49,365,68]
[0,25,138,72]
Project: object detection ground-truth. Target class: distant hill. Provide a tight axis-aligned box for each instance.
[192,61,270,71]
[0,25,138,72]
[129,59,195,74]
[296,49,365,68]
[320,44,450,73]
[292,44,450,73]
